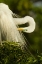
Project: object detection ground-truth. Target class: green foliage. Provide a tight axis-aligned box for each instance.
[0,42,42,64]
[0,42,28,64]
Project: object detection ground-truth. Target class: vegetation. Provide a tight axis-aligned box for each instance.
[0,42,42,64]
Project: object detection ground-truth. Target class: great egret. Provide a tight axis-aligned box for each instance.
[0,3,35,48]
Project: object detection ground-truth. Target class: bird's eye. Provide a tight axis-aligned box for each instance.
[23,29,27,32]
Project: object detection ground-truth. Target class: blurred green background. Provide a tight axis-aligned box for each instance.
[0,0,42,55]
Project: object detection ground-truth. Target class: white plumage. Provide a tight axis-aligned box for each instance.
[0,3,35,47]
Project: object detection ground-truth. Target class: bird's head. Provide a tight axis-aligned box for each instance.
[18,16,36,33]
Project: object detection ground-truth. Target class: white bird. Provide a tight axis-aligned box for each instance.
[14,16,35,33]
[0,3,35,48]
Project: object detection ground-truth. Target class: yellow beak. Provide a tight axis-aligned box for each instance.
[18,28,24,31]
